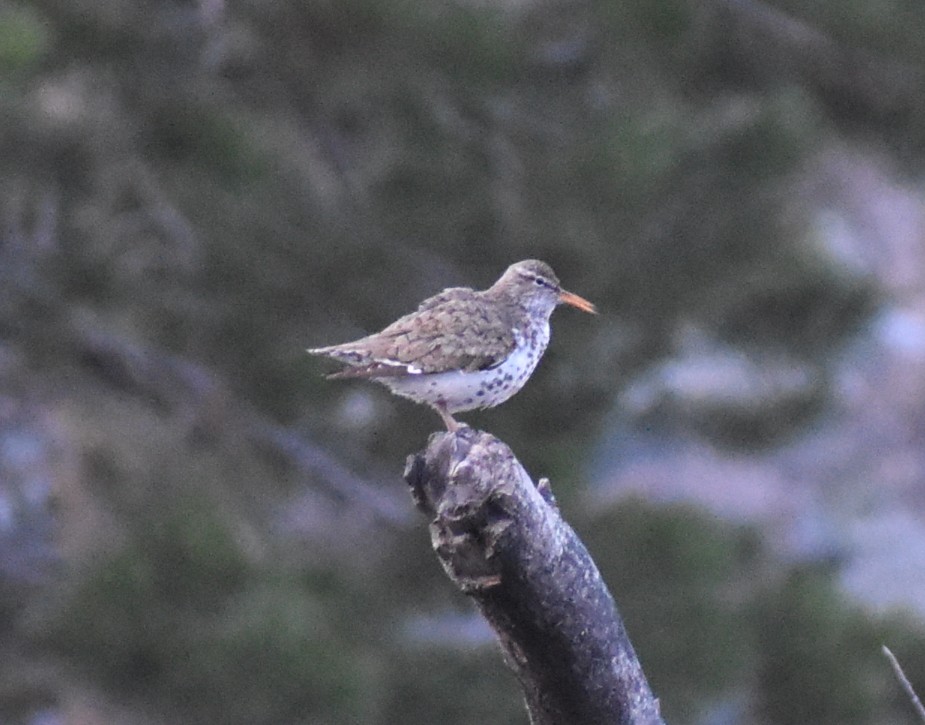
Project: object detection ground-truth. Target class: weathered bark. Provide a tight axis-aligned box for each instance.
[404,427,664,725]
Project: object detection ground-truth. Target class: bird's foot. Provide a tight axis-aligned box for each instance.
[436,404,462,432]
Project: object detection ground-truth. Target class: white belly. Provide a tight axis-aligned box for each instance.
[382,330,547,413]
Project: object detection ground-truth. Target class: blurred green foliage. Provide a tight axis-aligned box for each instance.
[585,503,925,724]
[584,501,760,718]
[42,496,383,723]
[0,4,50,71]
[2,0,924,722]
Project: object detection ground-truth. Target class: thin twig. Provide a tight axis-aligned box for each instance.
[883,645,925,723]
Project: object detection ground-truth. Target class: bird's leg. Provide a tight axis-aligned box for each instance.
[434,401,460,432]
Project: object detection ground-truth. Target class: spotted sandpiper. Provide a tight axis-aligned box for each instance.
[308,259,596,431]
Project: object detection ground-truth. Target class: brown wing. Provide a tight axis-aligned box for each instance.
[309,289,516,376]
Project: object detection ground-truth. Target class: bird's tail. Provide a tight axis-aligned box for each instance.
[308,344,363,360]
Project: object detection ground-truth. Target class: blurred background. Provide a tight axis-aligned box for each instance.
[2,0,925,722]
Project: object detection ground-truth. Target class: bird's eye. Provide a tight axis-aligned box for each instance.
[534,278,544,286]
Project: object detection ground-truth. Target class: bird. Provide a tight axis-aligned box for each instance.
[307,259,596,431]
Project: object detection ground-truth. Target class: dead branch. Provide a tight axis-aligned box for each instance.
[404,426,663,725]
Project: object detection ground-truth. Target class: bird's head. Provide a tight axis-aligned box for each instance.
[493,259,597,316]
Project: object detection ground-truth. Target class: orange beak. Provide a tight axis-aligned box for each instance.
[558,290,597,314]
